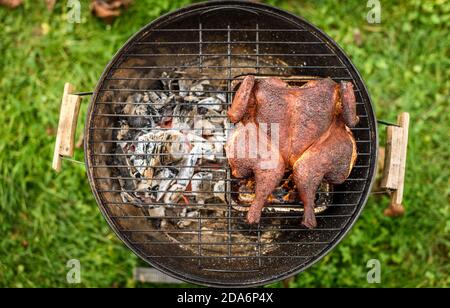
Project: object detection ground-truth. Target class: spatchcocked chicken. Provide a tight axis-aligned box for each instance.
[225,76,359,228]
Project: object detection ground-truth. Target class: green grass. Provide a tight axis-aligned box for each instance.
[0,0,448,288]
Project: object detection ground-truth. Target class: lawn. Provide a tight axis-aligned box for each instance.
[0,0,448,288]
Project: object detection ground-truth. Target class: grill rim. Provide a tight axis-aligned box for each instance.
[84,0,378,287]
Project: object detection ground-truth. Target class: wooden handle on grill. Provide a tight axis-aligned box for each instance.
[52,83,83,172]
[380,112,410,216]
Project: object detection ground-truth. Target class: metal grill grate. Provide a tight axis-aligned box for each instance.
[85,1,377,287]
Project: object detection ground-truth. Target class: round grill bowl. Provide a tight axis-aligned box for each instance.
[85,1,377,287]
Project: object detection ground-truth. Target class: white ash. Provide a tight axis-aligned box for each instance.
[113,71,227,228]
[197,97,223,112]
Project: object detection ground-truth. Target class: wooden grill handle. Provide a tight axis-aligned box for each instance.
[380,112,410,216]
[52,83,83,172]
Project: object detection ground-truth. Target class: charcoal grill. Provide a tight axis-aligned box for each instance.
[52,1,380,287]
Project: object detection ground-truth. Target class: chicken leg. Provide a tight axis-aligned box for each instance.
[293,122,357,228]
[225,122,285,224]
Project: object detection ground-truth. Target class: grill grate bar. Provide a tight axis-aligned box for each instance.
[99,189,365,195]
[110,65,347,70]
[94,176,368,181]
[144,255,313,259]
[105,76,353,81]
[198,215,202,268]
[197,21,204,268]
[106,76,357,81]
[139,28,310,32]
[104,201,358,208]
[91,154,369,160]
[93,153,226,157]
[134,41,325,45]
[91,139,371,144]
[92,163,371,168]
[112,214,354,220]
[96,89,360,94]
[122,227,343,233]
[226,25,233,258]
[93,165,228,170]
[100,102,230,106]
[95,100,364,105]
[90,126,369,131]
[129,241,331,246]
[124,53,337,57]
[92,114,369,118]
[201,268,262,273]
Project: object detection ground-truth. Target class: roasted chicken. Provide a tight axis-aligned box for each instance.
[225,75,359,228]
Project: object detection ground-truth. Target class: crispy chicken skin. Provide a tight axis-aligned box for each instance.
[225,76,359,228]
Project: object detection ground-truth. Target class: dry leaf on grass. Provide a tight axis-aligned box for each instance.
[0,0,23,8]
[90,0,133,23]
[45,0,56,11]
